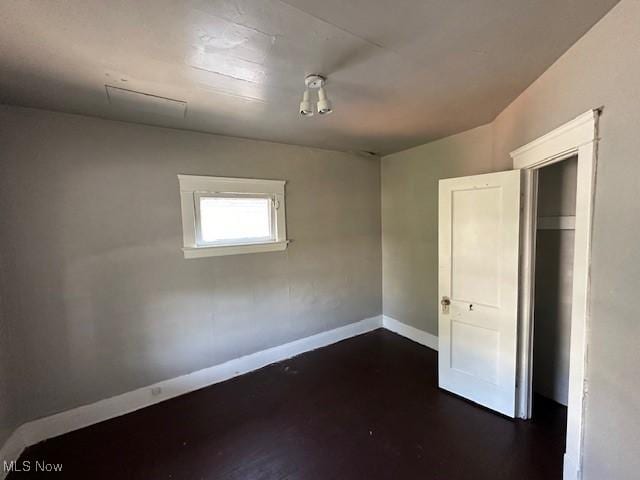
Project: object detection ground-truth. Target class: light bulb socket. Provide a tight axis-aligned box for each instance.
[317,87,332,115]
[299,89,313,116]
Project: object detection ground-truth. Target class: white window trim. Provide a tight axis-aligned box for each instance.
[178,175,288,259]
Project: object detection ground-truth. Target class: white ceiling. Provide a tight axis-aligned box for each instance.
[0,0,619,155]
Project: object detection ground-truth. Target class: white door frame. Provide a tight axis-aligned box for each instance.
[510,109,600,480]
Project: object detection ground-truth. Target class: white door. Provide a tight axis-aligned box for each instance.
[438,170,521,417]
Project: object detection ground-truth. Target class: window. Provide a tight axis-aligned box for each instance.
[178,175,287,258]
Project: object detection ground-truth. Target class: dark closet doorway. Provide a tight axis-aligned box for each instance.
[531,155,578,449]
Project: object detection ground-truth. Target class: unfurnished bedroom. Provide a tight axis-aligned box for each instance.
[0,1,638,479]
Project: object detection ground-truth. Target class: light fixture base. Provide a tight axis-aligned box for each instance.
[304,74,326,89]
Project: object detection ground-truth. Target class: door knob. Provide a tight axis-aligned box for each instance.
[441,296,451,314]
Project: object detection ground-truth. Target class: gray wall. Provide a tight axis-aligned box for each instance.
[381,124,496,334]
[493,1,640,477]
[533,158,577,406]
[382,0,640,477]
[0,105,382,430]
[0,174,26,448]
[0,290,18,447]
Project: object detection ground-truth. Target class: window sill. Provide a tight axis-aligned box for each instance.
[182,240,289,259]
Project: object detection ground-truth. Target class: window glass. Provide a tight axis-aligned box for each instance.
[198,196,273,244]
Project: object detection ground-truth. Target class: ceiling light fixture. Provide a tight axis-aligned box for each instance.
[316,86,332,115]
[300,74,333,117]
[299,89,313,116]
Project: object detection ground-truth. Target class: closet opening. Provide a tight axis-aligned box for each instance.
[531,155,578,451]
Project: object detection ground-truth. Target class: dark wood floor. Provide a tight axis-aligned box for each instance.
[11,329,566,479]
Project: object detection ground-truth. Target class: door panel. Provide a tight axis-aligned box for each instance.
[438,170,521,417]
[451,187,502,306]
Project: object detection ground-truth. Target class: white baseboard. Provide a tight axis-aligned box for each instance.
[563,453,581,480]
[0,315,383,477]
[0,314,438,477]
[382,315,438,351]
